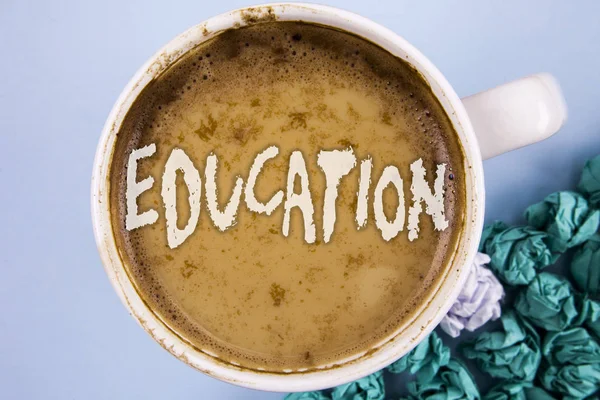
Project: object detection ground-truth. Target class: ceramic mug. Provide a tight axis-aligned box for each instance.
[91,2,567,392]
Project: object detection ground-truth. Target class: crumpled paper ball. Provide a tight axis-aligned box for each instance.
[540,363,600,399]
[581,297,600,338]
[440,253,504,338]
[578,154,600,207]
[406,359,480,400]
[285,392,331,400]
[525,191,600,253]
[542,327,600,365]
[514,272,579,331]
[482,381,530,400]
[523,387,557,400]
[387,331,450,383]
[479,221,558,286]
[570,233,600,296]
[461,311,541,381]
[331,370,384,400]
[482,382,557,400]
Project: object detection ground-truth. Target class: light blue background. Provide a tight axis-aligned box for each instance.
[1,1,599,398]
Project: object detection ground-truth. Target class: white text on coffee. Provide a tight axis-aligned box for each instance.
[124,145,449,248]
[125,144,159,230]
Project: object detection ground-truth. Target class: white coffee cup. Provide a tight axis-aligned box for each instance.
[91,3,567,392]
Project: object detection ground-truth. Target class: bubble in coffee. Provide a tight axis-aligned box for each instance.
[109,21,466,371]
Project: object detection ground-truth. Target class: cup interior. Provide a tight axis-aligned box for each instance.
[91,2,484,392]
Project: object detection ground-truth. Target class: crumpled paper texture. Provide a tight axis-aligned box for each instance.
[523,387,557,400]
[540,363,600,399]
[440,253,504,338]
[570,233,600,296]
[542,327,600,365]
[284,371,385,400]
[482,382,560,400]
[514,272,579,331]
[331,370,384,400]
[482,381,530,400]
[525,191,600,253]
[406,359,480,400]
[285,392,332,400]
[387,331,450,383]
[537,299,600,398]
[479,221,557,286]
[581,297,600,338]
[462,311,541,381]
[578,154,600,207]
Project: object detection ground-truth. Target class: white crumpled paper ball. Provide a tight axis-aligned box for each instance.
[439,253,505,338]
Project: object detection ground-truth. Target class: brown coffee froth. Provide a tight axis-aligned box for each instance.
[109,21,466,371]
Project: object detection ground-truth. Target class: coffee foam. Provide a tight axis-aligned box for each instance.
[109,22,466,371]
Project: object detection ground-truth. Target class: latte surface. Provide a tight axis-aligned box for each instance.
[109,21,466,371]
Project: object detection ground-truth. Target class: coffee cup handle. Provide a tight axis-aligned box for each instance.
[461,73,567,160]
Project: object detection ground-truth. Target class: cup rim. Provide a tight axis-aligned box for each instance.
[91,2,484,392]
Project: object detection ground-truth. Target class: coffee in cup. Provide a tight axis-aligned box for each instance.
[108,21,466,371]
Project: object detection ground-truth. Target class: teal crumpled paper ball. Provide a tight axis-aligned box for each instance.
[331,370,384,400]
[570,233,600,296]
[538,300,600,399]
[285,392,332,400]
[387,331,450,383]
[525,191,600,253]
[283,371,385,400]
[522,387,557,400]
[542,327,600,365]
[462,311,541,381]
[482,381,530,400]
[406,359,480,400]
[482,382,560,400]
[479,221,558,286]
[578,154,600,207]
[581,297,600,338]
[540,363,600,399]
[514,272,579,331]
